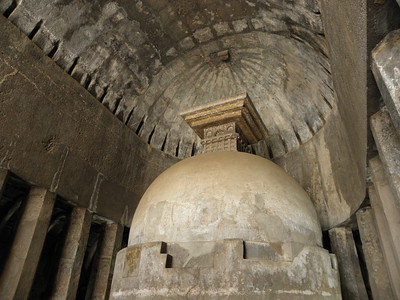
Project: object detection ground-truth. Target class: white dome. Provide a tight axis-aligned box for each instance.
[129,152,322,246]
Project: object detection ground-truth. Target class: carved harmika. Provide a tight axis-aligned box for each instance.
[181,93,268,153]
[201,122,249,153]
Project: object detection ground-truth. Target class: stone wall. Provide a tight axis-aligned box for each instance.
[0,14,178,226]
[0,0,325,159]
[0,0,374,230]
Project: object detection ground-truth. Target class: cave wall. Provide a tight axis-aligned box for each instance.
[0,14,178,225]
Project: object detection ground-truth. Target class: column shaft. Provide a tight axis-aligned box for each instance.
[369,186,400,299]
[370,157,400,268]
[356,207,395,299]
[0,187,55,300]
[91,223,123,300]
[329,227,368,300]
[51,207,91,300]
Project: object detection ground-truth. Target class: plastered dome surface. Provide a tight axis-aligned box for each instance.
[129,151,322,247]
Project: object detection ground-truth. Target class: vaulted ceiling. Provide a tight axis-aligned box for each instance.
[2,0,333,158]
[3,0,378,229]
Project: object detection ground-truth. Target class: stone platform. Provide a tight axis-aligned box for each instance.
[110,239,341,299]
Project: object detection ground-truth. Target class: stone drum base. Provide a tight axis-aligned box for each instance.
[110,239,341,299]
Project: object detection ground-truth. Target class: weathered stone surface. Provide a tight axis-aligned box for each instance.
[0,2,367,231]
[0,0,326,159]
[319,0,367,183]
[0,15,178,226]
[0,188,55,300]
[328,227,368,300]
[111,240,340,299]
[369,157,400,263]
[366,0,400,121]
[201,122,246,153]
[128,27,365,229]
[182,93,268,153]
[181,93,268,144]
[369,186,400,299]
[130,152,322,247]
[369,157,400,299]
[371,109,400,209]
[318,0,368,226]
[133,30,334,158]
[115,150,341,298]
[0,0,397,298]
[356,207,395,300]
[372,30,400,135]
[275,106,364,230]
[91,223,123,300]
[51,207,92,300]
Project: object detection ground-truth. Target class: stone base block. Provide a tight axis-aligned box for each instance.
[110,239,341,299]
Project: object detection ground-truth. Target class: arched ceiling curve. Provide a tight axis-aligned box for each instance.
[2,0,374,230]
[130,32,334,158]
[3,0,332,158]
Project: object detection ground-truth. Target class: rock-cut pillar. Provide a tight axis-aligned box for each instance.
[0,187,55,300]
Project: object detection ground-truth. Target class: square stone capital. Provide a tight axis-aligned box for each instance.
[181,93,268,144]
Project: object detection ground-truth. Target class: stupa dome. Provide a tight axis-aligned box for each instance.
[129,151,322,247]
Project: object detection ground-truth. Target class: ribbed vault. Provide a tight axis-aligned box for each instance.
[130,32,335,158]
[1,0,330,157]
[0,0,372,230]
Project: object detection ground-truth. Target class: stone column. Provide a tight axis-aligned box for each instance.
[368,186,400,299]
[372,29,400,136]
[369,157,400,270]
[328,227,368,300]
[91,223,123,300]
[0,187,55,300]
[51,207,91,300]
[371,110,400,209]
[356,207,395,299]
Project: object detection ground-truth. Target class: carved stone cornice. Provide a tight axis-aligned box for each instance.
[181,93,268,153]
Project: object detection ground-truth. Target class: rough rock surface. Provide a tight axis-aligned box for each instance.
[0,0,327,158]
[0,15,178,225]
[0,0,368,229]
[372,29,400,136]
[371,109,400,209]
[369,158,400,299]
[131,31,334,159]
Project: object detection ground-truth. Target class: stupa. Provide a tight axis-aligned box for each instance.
[110,94,341,299]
